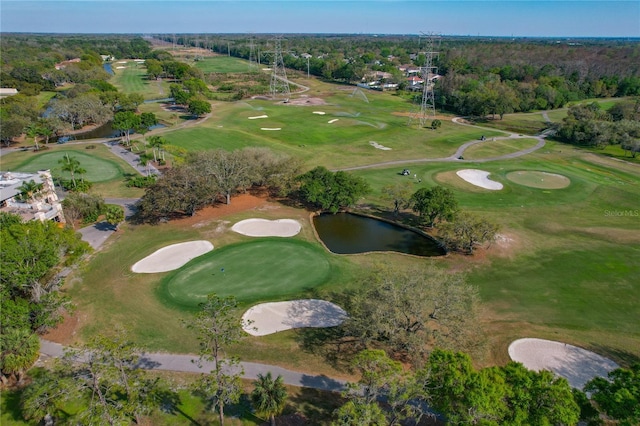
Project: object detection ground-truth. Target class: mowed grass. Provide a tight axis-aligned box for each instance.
[462,137,540,160]
[158,239,332,310]
[13,150,123,182]
[351,149,640,364]
[110,61,170,99]
[194,55,252,73]
[163,93,503,169]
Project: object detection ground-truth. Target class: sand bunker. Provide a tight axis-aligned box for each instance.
[369,141,392,150]
[117,61,127,64]
[248,115,268,119]
[509,338,619,389]
[313,111,326,115]
[328,119,339,124]
[231,218,301,237]
[242,299,347,336]
[131,241,213,273]
[456,169,503,190]
[261,128,281,131]
[506,171,570,189]
[116,66,127,69]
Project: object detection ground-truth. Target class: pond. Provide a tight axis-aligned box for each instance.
[313,212,445,257]
[55,122,166,142]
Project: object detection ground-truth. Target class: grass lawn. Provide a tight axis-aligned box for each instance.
[53,80,640,379]
[110,61,170,99]
[158,239,332,310]
[162,95,503,169]
[462,137,540,160]
[194,56,252,73]
[477,113,549,134]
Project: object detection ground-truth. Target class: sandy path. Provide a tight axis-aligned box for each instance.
[131,240,213,273]
[242,299,347,336]
[509,338,619,389]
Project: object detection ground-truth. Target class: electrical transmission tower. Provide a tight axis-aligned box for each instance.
[268,36,291,101]
[408,33,440,128]
[248,36,258,72]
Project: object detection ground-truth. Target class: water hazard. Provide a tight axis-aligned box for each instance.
[313,213,445,257]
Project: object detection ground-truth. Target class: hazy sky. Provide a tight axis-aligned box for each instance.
[1,0,638,37]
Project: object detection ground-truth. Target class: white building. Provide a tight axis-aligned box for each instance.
[0,170,65,223]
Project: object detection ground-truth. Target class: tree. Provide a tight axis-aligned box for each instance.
[0,327,40,385]
[296,166,370,213]
[24,122,41,151]
[585,364,640,425]
[188,99,212,118]
[61,192,105,227]
[27,332,173,426]
[382,182,413,217]
[332,401,387,426]
[251,372,288,426]
[187,294,246,426]
[189,149,252,205]
[148,135,167,163]
[16,179,44,202]
[113,110,141,146]
[439,211,499,254]
[104,204,125,230]
[410,185,458,227]
[58,153,86,189]
[341,265,482,363]
[430,119,442,129]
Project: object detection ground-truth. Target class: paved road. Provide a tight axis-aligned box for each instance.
[76,198,139,250]
[39,339,346,392]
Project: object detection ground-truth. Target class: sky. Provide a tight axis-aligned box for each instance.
[1,0,639,37]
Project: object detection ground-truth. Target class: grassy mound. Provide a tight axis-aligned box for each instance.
[158,239,332,310]
[506,170,570,189]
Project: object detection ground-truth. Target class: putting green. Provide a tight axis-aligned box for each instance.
[16,151,123,182]
[506,171,570,189]
[158,239,332,310]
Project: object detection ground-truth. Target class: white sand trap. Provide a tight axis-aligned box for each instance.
[117,61,127,64]
[231,218,301,237]
[242,299,347,336]
[456,169,503,190]
[328,119,339,124]
[131,241,213,273]
[509,338,619,389]
[116,66,127,69]
[248,115,268,119]
[313,111,326,115]
[369,141,392,150]
[261,128,281,131]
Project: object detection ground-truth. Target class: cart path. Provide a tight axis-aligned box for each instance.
[339,117,547,171]
[39,339,346,392]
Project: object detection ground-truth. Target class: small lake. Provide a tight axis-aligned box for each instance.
[313,213,445,257]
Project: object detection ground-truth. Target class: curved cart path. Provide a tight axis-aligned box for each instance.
[39,339,346,392]
[340,117,546,171]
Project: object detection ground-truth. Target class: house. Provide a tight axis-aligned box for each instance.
[0,170,65,223]
[407,76,424,87]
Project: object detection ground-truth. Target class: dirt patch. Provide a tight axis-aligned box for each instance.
[172,193,270,228]
[41,312,80,345]
[286,97,327,106]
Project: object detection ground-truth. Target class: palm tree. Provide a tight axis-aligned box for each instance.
[251,372,287,426]
[25,123,41,151]
[58,154,86,189]
[16,179,44,202]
